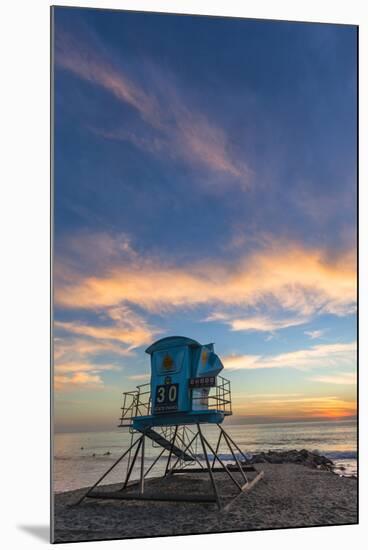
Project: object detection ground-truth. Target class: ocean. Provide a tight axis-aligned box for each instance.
[53,419,357,493]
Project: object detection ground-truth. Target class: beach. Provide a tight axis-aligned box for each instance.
[53,461,358,543]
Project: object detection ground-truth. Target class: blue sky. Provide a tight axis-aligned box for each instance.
[53,8,357,432]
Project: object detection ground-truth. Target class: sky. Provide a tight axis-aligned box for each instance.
[52,7,357,432]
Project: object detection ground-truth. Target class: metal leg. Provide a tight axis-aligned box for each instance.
[75,435,142,505]
[120,436,143,491]
[223,470,265,512]
[221,429,248,484]
[197,424,221,510]
[139,435,145,495]
[200,431,242,491]
[167,431,200,474]
[144,446,166,478]
[211,430,223,470]
[218,424,250,464]
[164,426,178,476]
[126,430,135,472]
[78,424,263,509]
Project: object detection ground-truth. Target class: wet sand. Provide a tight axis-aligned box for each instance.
[53,463,357,543]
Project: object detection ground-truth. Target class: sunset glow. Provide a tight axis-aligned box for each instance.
[53,9,357,432]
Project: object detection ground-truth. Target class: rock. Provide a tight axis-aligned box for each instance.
[241,449,334,471]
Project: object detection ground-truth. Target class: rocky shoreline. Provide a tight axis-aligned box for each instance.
[245,449,335,471]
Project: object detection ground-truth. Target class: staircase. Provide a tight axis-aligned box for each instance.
[140,428,194,461]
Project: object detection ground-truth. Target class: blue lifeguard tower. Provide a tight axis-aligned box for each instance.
[77,337,263,510]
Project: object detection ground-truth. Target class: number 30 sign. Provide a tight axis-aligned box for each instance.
[154,383,179,413]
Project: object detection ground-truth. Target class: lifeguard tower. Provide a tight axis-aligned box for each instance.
[77,336,263,510]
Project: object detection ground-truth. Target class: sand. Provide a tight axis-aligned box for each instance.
[53,463,358,543]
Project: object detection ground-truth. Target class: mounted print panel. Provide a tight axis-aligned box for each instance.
[51,6,358,544]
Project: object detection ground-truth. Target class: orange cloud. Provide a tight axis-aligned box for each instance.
[55,319,155,351]
[54,337,132,362]
[54,372,103,391]
[55,238,356,321]
[54,301,159,365]
[55,362,119,374]
[54,360,120,392]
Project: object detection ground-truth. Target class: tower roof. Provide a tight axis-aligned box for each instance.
[145,336,201,355]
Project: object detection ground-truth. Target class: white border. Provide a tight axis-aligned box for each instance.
[1,0,366,548]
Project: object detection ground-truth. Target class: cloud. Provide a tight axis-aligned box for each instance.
[54,336,132,362]
[53,305,159,392]
[54,240,163,393]
[55,29,250,189]
[55,235,356,321]
[308,372,356,385]
[206,312,309,333]
[55,362,119,374]
[53,354,122,391]
[128,373,150,381]
[232,392,302,399]
[223,341,356,371]
[55,302,159,356]
[54,372,103,391]
[53,361,119,391]
[304,329,326,339]
[223,354,262,370]
[55,232,138,277]
[55,318,154,351]
[55,29,159,124]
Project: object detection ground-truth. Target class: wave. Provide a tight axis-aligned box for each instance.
[55,450,357,463]
[324,451,357,460]
[195,450,357,463]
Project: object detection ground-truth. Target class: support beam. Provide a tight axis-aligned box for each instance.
[218,424,251,464]
[164,426,178,476]
[167,431,202,474]
[174,430,204,470]
[197,424,221,510]
[211,430,222,470]
[86,491,217,503]
[221,429,248,485]
[75,435,142,506]
[77,424,263,510]
[143,446,166,479]
[223,471,264,512]
[139,435,145,495]
[199,430,242,491]
[120,436,143,491]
